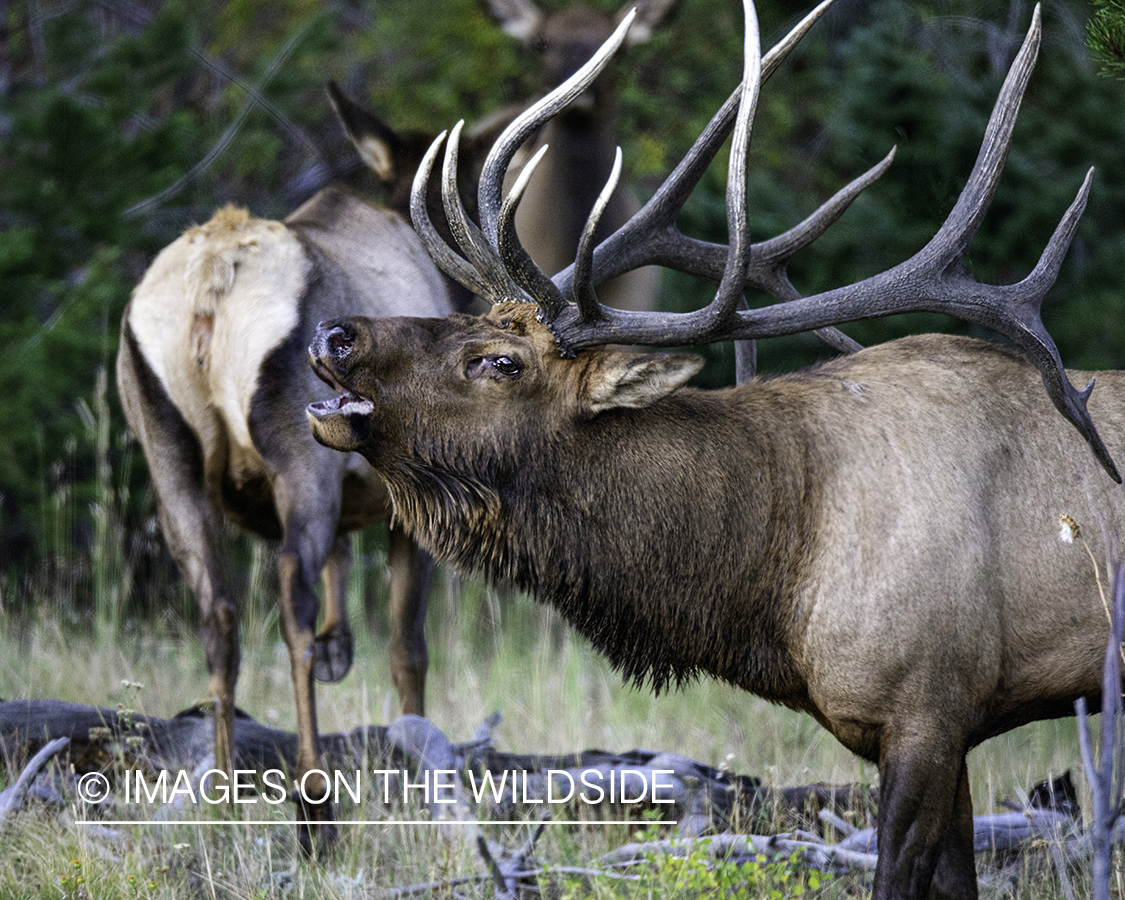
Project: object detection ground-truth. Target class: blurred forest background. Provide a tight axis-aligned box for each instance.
[3,0,1125,619]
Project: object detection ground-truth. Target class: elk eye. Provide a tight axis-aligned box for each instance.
[465,355,522,380]
[492,356,521,377]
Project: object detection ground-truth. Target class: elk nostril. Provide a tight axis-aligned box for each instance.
[327,324,355,357]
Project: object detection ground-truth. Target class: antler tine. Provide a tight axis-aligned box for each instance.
[497,144,569,315]
[477,7,638,253]
[703,0,761,333]
[440,120,523,301]
[410,130,498,300]
[572,147,623,323]
[748,148,897,354]
[749,147,896,301]
[552,0,839,301]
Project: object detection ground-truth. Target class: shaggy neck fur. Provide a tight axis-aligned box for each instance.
[382,387,818,703]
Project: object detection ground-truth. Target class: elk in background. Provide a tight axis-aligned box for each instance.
[308,1,1124,896]
[117,81,518,852]
[118,193,440,853]
[478,0,677,312]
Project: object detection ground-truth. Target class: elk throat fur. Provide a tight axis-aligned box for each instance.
[380,390,817,701]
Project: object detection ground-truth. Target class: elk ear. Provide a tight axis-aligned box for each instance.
[585,353,704,414]
[480,0,544,43]
[327,80,399,181]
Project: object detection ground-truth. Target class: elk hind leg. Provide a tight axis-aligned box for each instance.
[277,521,338,856]
[180,525,239,775]
[313,534,354,684]
[388,525,432,716]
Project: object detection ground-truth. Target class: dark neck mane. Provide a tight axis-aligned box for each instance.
[385,391,815,702]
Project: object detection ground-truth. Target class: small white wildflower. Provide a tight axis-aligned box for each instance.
[1058,514,1080,544]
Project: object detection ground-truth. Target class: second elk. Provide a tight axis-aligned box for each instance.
[478,0,677,312]
[118,186,447,854]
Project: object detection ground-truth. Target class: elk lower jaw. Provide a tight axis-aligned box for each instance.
[307,393,376,451]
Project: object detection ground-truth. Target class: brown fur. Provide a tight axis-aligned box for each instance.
[309,304,1125,898]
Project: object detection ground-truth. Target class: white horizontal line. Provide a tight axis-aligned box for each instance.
[75,819,674,827]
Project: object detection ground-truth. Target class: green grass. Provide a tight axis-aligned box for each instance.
[0,556,1109,897]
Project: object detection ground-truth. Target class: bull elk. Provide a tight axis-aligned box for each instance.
[117,183,455,851]
[478,0,677,313]
[308,1,1125,895]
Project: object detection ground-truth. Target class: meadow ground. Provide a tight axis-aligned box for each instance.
[0,542,1108,898]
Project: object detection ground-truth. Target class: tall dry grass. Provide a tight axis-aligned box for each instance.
[0,557,1104,898]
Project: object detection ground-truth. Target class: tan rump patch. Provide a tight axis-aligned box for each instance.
[128,206,307,460]
[184,206,265,319]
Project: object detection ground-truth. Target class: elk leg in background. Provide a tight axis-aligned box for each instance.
[313,535,354,684]
[387,525,432,716]
[274,496,341,855]
[115,329,240,776]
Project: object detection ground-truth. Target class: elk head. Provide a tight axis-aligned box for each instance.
[480,0,679,124]
[309,303,702,458]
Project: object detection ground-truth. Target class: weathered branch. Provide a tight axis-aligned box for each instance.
[0,736,69,830]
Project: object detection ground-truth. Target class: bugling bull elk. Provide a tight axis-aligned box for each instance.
[116,185,451,852]
[479,0,677,312]
[309,0,1125,895]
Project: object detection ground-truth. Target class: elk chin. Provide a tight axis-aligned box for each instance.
[306,393,375,452]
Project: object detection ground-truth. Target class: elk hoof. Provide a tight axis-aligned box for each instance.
[295,793,338,859]
[313,624,354,683]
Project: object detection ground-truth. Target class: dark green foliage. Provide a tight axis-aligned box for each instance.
[4,0,1125,609]
[1088,0,1125,78]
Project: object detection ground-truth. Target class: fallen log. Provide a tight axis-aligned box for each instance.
[1,698,845,834]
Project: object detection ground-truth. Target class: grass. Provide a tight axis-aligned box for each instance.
[0,551,1109,898]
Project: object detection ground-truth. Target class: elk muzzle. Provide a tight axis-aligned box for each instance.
[307,320,376,452]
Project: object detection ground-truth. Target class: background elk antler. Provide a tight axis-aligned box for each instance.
[411,0,1119,484]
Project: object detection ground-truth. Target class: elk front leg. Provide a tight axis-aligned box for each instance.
[873,732,977,900]
[313,535,354,684]
[277,529,338,857]
[388,525,432,716]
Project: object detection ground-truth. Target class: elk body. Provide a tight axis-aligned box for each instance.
[116,187,449,852]
[309,1,1124,895]
[310,308,1123,898]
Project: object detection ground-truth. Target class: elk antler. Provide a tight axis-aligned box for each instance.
[411,0,1118,483]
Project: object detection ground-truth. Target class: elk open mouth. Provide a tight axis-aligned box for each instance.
[306,391,374,420]
[308,357,375,420]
